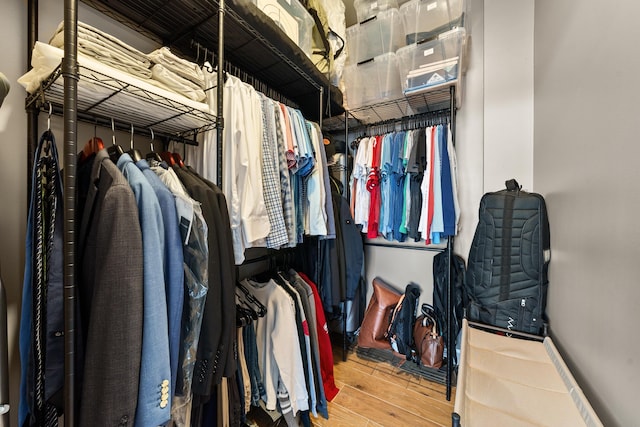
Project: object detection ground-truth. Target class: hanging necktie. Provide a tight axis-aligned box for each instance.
[30,129,62,426]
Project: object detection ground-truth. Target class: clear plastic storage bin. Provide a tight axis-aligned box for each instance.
[400,0,466,44]
[354,0,399,23]
[396,27,465,95]
[252,0,314,57]
[343,52,403,109]
[346,8,405,64]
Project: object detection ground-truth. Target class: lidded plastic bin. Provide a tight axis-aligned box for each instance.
[400,0,466,44]
[343,52,403,109]
[346,8,405,65]
[396,27,466,95]
[354,0,399,23]
[252,0,314,57]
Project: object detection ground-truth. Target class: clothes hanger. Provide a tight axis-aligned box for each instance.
[235,305,254,327]
[160,150,177,166]
[79,121,104,163]
[145,128,162,162]
[41,102,55,155]
[172,152,185,168]
[107,118,124,163]
[81,137,104,161]
[47,102,52,132]
[126,124,143,162]
[211,50,227,82]
[234,293,258,321]
[237,281,267,317]
[202,46,213,73]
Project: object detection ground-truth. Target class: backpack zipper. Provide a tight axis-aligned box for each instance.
[518,298,526,329]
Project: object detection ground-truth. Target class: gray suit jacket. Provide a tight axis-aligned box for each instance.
[78,149,143,426]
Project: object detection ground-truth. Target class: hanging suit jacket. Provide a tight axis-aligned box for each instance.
[173,166,236,413]
[77,149,143,426]
[137,159,185,401]
[117,153,172,426]
[186,167,237,379]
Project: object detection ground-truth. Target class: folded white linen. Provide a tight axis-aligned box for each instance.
[50,21,152,79]
[51,21,150,65]
[147,47,205,89]
[18,41,211,116]
[149,64,206,102]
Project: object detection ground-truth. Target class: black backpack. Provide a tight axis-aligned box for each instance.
[465,179,550,335]
[433,251,466,365]
[386,283,421,359]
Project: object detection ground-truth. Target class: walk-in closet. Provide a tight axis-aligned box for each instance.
[0,0,637,426]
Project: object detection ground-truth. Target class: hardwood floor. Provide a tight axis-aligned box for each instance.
[311,346,456,427]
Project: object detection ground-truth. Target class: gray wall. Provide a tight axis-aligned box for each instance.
[534,1,640,425]
[484,0,533,191]
[0,3,28,422]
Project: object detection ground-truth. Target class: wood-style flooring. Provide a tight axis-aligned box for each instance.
[312,346,456,427]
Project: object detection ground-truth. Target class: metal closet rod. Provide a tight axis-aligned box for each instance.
[193,38,301,111]
[362,108,452,136]
[240,247,297,266]
[364,240,448,252]
[42,103,202,146]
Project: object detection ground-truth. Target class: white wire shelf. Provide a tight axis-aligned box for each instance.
[347,80,459,125]
[26,61,217,136]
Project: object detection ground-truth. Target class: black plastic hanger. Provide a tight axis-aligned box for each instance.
[237,282,267,317]
[235,296,258,321]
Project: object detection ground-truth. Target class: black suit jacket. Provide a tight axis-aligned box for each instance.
[173,167,236,401]
[185,167,237,378]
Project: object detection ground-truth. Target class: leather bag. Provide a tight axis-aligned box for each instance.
[413,314,444,369]
[357,277,402,349]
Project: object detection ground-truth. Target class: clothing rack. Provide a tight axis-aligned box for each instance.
[364,241,448,252]
[223,62,301,111]
[348,108,451,137]
[237,248,299,281]
[192,39,302,111]
[341,86,457,400]
[27,1,333,424]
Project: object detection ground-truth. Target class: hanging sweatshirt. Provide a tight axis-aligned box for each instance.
[243,278,309,415]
